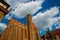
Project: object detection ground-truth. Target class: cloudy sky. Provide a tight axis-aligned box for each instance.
[0,0,60,36]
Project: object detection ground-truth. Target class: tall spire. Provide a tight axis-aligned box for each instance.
[26,9,32,25]
[26,9,33,40]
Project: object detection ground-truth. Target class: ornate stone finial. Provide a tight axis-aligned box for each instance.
[27,9,31,15]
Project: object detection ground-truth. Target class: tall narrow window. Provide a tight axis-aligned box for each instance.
[34,32,37,40]
[0,11,4,21]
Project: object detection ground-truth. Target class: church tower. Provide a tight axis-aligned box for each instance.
[0,9,42,40]
[26,11,42,40]
[26,14,33,40]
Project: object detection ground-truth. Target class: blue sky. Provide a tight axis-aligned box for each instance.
[0,0,60,36]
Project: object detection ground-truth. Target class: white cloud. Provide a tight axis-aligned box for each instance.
[4,0,20,8]
[4,0,44,20]
[4,0,42,9]
[33,7,59,30]
[56,25,60,29]
[4,0,30,4]
[56,18,60,29]
[5,12,14,20]
[5,15,12,20]
[0,23,7,30]
[5,14,12,20]
[46,17,60,30]
[12,0,44,18]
